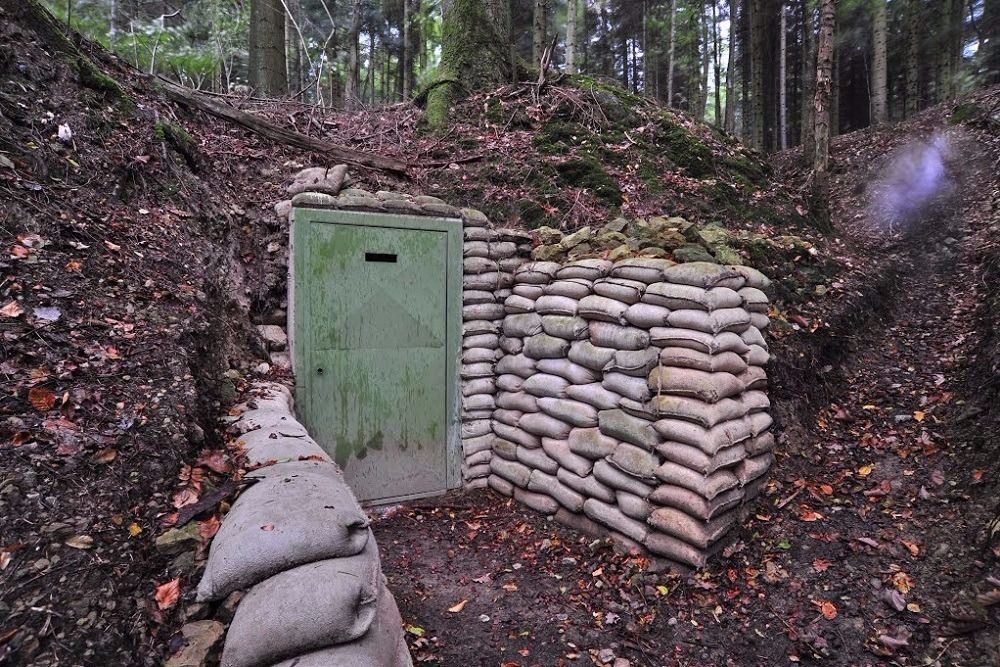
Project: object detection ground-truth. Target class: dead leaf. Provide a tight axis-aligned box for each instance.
[90,447,117,464]
[858,463,874,477]
[64,535,94,550]
[891,571,914,594]
[28,386,56,411]
[913,410,925,422]
[198,515,221,540]
[817,600,837,619]
[447,598,468,613]
[812,558,831,572]
[155,578,181,609]
[128,522,143,537]
[172,486,199,509]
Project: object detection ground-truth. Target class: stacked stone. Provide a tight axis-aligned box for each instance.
[460,210,531,489]
[489,259,774,570]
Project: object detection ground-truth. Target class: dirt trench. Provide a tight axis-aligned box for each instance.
[371,125,1000,667]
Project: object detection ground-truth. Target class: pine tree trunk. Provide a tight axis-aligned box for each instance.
[831,39,839,136]
[700,0,710,119]
[800,0,815,153]
[749,0,764,150]
[426,0,513,127]
[724,0,739,132]
[870,0,887,124]
[712,0,722,123]
[345,0,361,108]
[667,0,677,106]
[813,0,835,173]
[984,0,1000,84]
[285,0,303,94]
[905,0,919,115]
[248,0,288,96]
[566,0,578,73]
[779,1,787,150]
[403,0,415,98]
[532,0,547,64]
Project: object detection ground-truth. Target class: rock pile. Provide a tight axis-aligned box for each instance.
[487,259,774,568]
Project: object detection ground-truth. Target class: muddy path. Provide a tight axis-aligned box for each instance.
[372,118,1000,667]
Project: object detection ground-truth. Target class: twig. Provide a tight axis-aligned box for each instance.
[776,486,803,509]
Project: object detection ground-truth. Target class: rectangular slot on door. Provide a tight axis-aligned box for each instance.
[365,252,397,263]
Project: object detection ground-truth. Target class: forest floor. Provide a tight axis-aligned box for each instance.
[372,95,1000,667]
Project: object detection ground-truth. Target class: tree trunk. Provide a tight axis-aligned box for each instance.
[749,0,764,150]
[248,0,287,96]
[700,0,710,119]
[667,0,677,106]
[285,0,303,94]
[905,0,920,115]
[870,0,887,124]
[345,0,361,109]
[831,38,839,136]
[984,0,1000,84]
[813,0,835,173]
[724,0,739,132]
[800,0,815,152]
[566,0,578,73]
[403,0,415,98]
[426,0,513,128]
[712,0,722,123]
[779,1,787,150]
[532,0,547,64]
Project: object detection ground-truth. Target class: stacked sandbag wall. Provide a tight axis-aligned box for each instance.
[200,383,412,667]
[487,259,775,569]
[460,212,533,489]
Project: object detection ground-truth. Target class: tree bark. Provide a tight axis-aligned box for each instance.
[800,0,815,152]
[749,0,764,150]
[984,0,1000,83]
[667,0,677,106]
[426,0,513,128]
[724,0,739,132]
[870,0,887,124]
[345,0,362,109]
[700,0,711,119]
[285,0,303,94]
[532,0,548,65]
[712,0,722,123]
[905,0,920,115]
[248,0,288,96]
[813,0,835,173]
[779,1,787,150]
[566,0,578,73]
[403,0,415,98]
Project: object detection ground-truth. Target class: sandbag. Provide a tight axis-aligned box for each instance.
[593,459,655,496]
[588,321,650,350]
[515,261,560,284]
[462,347,500,364]
[649,483,744,520]
[197,463,369,603]
[577,295,628,324]
[616,490,652,521]
[491,409,523,428]
[566,383,622,410]
[608,442,658,479]
[541,315,590,340]
[504,294,535,314]
[604,348,659,377]
[643,531,708,568]
[545,279,594,300]
[489,241,518,260]
[537,358,600,384]
[647,367,744,403]
[463,257,500,275]
[496,391,538,413]
[557,258,613,280]
[461,419,492,438]
[567,427,619,460]
[464,227,493,242]
[741,326,768,349]
[499,336,524,355]
[568,340,617,371]
[745,344,770,367]
[646,394,748,429]
[658,347,747,375]
[519,411,573,439]
[513,486,560,515]
[524,333,571,359]
[463,273,501,291]
[602,373,651,403]
[495,288,512,302]
[737,452,774,486]
[663,262,745,289]
[463,241,490,258]
[504,313,544,337]
[618,398,657,421]
[556,468,617,503]
[535,295,579,316]
[642,284,742,311]
[221,542,380,667]
[667,308,752,335]
[236,430,330,468]
[623,303,671,328]
[554,507,609,539]
[491,437,518,460]
[653,461,739,500]
[649,328,750,355]
[748,411,773,436]
[495,354,536,379]
[462,333,499,350]
[729,264,771,290]
[583,498,649,542]
[463,320,499,336]
[496,374,525,393]
[516,444,560,474]
[463,289,496,305]
[648,507,737,550]
[738,286,769,313]
[462,409,493,421]
[523,373,570,399]
[538,397,599,428]
[462,434,496,457]
[462,394,495,413]
[462,379,496,398]
[463,462,491,480]
[269,581,411,667]
[742,390,770,413]
[492,422,541,449]
[541,438,594,477]
[236,407,302,434]
[656,440,746,475]
[490,457,532,487]
[744,431,775,455]
[598,409,659,450]
[610,258,674,284]
[593,277,645,304]
[749,312,770,330]
[528,470,585,512]
[513,284,545,300]
[653,417,753,454]
[488,474,514,497]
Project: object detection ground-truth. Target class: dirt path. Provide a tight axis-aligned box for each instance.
[373,119,1000,667]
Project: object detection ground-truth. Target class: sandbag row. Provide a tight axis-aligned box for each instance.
[461,210,533,488]
[487,259,775,569]
[200,383,412,667]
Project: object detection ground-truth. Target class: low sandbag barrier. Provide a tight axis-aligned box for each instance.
[485,259,774,569]
[200,382,411,667]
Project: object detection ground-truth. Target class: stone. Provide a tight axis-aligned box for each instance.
[712,244,742,265]
[566,243,594,261]
[672,244,716,263]
[694,224,732,247]
[164,620,225,667]
[607,244,632,261]
[155,523,202,555]
[534,226,564,245]
[558,226,592,251]
[273,200,292,218]
[270,351,292,371]
[375,190,411,201]
[337,195,383,211]
[286,167,326,194]
[654,229,688,250]
[339,188,374,198]
[414,195,447,206]
[637,247,669,258]
[532,244,564,261]
[592,230,629,251]
[287,165,347,196]
[421,202,460,217]
[381,198,423,214]
[290,192,338,207]
[257,325,287,351]
[602,217,629,233]
[460,207,490,226]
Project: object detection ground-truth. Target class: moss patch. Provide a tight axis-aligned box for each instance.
[555,156,622,207]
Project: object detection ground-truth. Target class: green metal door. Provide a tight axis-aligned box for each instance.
[292,208,461,504]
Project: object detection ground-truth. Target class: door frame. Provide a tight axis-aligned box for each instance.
[289,206,463,503]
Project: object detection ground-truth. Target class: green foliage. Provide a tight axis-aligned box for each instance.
[554,156,622,207]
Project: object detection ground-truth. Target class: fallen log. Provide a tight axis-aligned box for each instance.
[154,77,410,175]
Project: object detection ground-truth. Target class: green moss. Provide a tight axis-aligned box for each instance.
[485,97,504,124]
[720,152,771,187]
[533,120,590,153]
[949,103,981,125]
[656,116,715,178]
[636,159,665,193]
[555,156,622,206]
[517,198,550,228]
